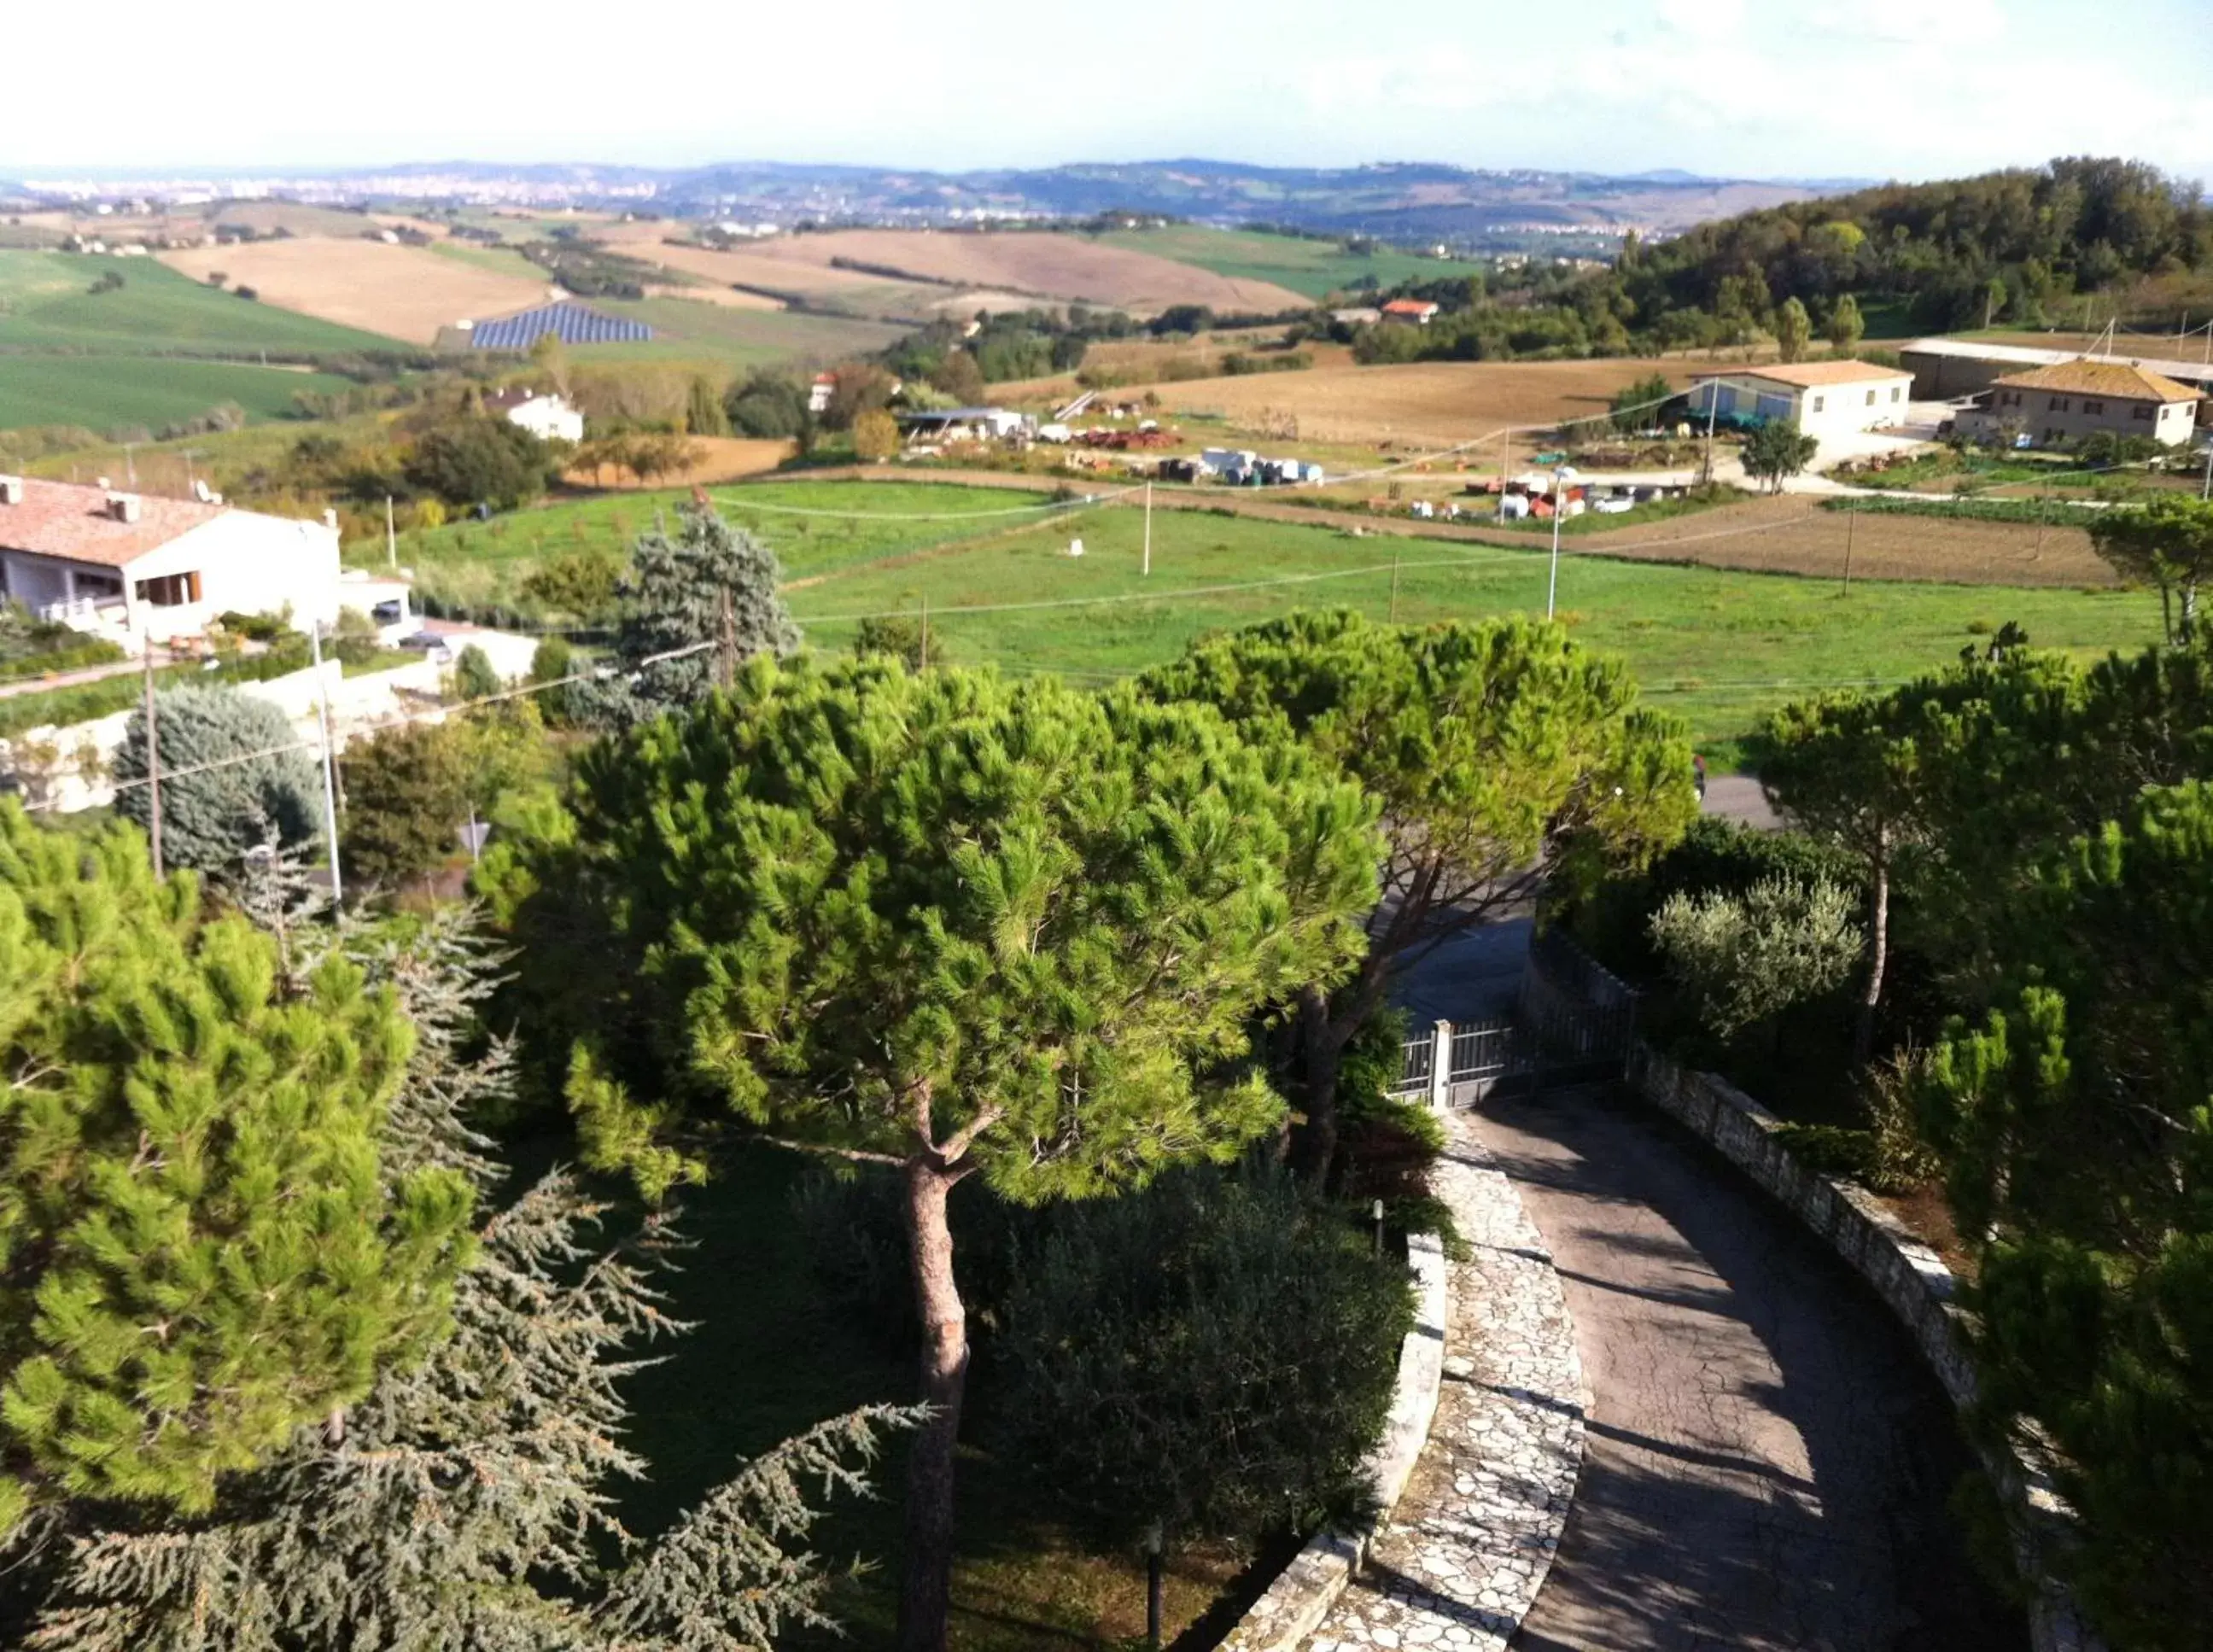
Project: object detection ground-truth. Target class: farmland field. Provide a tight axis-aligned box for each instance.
[734,230,1313,316]
[1095,225,1492,300]
[1130,358,1696,446]
[574,295,908,369]
[382,478,2152,753]
[158,237,552,343]
[627,240,941,318]
[0,353,358,433]
[0,248,396,359]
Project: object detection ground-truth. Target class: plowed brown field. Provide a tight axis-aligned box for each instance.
[1133,359,1698,446]
[159,238,551,344]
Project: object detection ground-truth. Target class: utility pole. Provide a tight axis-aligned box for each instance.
[141,645,163,879]
[307,622,342,908]
[123,442,137,489]
[1701,379,1719,486]
[2201,437,2211,502]
[716,586,736,690]
[1842,497,1856,593]
[1545,466,1568,621]
[385,495,398,569]
[1142,479,1152,576]
[1388,551,1401,622]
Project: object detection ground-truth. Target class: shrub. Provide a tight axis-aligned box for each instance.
[1333,1007,1462,1252]
[1649,873,1864,1041]
[111,686,321,874]
[850,408,899,463]
[452,642,500,703]
[339,721,470,887]
[529,636,578,725]
[990,1169,1413,1545]
[216,609,290,643]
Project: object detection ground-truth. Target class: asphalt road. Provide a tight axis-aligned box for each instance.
[1476,1087,2023,1652]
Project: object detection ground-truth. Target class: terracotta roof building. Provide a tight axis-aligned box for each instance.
[0,476,342,653]
[1958,357,2201,449]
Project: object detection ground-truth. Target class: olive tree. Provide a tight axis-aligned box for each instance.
[1648,873,1863,1041]
[529,657,1380,1652]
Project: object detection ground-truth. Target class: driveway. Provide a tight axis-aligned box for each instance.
[1475,1088,2023,1650]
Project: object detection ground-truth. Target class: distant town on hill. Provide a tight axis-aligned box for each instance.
[0,157,1873,254]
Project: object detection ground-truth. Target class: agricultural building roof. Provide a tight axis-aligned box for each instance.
[0,478,225,569]
[1989,358,2199,401]
[466,301,652,351]
[1690,359,1911,388]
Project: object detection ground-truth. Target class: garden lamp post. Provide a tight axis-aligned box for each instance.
[1546,464,1577,621]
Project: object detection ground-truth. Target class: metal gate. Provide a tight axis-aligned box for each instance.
[1391,931,1640,1106]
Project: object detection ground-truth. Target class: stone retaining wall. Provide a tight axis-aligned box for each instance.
[1625,1042,2102,1652]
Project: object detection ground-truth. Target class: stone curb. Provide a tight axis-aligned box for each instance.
[1217,1230,1450,1652]
[1624,1042,2105,1652]
[1219,1113,1589,1652]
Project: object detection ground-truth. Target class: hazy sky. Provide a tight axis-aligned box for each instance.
[9,0,2210,184]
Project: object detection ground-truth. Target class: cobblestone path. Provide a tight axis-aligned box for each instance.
[1304,1112,1586,1652]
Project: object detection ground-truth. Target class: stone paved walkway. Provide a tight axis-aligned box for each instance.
[1305,1112,1587,1652]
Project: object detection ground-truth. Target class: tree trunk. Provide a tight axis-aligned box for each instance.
[1854,836,1890,1066]
[896,1152,967,1652]
[2181,579,2199,647]
[1294,984,1349,1188]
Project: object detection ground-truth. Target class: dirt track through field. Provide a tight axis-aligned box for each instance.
[754,469,2112,589]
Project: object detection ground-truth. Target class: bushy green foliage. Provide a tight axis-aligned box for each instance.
[1140,608,1695,1176]
[0,805,473,1535]
[1649,874,1863,1041]
[2088,494,2213,645]
[991,1170,1412,1545]
[110,686,321,875]
[1912,783,2213,1649]
[722,371,809,439]
[1741,418,1821,491]
[452,642,500,703]
[528,636,579,725]
[9,900,919,1651]
[1609,371,1677,433]
[506,653,1381,1646]
[851,613,933,670]
[579,503,801,727]
[402,417,559,511]
[338,722,470,888]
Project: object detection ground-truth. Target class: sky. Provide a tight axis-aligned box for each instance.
[8,0,2211,184]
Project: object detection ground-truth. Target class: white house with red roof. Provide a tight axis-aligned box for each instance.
[0,476,342,653]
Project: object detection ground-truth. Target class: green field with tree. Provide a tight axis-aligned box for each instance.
[0,248,395,358]
[0,353,362,434]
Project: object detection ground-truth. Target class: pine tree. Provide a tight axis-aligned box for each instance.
[11,893,920,1652]
[0,803,475,1538]
[579,504,801,728]
[539,657,1381,1650]
[110,686,322,875]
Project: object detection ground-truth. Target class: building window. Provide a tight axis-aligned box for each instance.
[1865,389,1876,406]
[2134,405,2153,420]
[1811,394,1825,412]
[2050,396,2069,412]
[134,571,201,607]
[1890,386,1902,400]
[2082,399,2105,415]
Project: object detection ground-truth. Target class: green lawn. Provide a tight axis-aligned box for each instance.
[758,485,2158,756]
[0,353,359,434]
[0,248,394,358]
[1094,225,1489,301]
[377,481,1064,620]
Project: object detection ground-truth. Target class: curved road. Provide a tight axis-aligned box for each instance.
[1474,1087,2023,1651]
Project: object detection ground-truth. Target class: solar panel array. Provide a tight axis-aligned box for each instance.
[468,301,653,351]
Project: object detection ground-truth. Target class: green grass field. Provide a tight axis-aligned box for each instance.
[426,241,547,282]
[0,248,394,358]
[1095,225,1490,301]
[0,353,360,434]
[385,479,2159,756]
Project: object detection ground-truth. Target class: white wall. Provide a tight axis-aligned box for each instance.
[121,511,342,645]
[1691,373,1912,439]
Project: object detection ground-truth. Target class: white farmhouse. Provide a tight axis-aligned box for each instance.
[0,476,341,653]
[1686,359,1915,441]
[486,387,585,444]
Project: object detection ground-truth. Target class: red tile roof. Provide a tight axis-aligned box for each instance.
[1381,299,1439,316]
[0,479,227,569]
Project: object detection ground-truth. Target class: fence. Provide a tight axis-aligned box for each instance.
[1395,1013,1519,1106]
[1390,931,1640,1106]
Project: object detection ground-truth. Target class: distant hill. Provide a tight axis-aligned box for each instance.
[1613,156,2213,333]
[6,158,1861,254]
